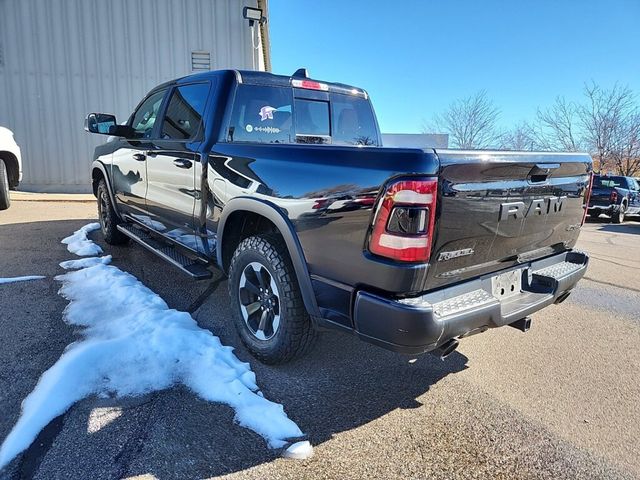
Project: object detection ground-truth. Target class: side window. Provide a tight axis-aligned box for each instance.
[161,83,210,140]
[130,90,167,139]
[294,98,330,144]
[228,85,293,144]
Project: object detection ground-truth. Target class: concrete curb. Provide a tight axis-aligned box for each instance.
[10,191,95,202]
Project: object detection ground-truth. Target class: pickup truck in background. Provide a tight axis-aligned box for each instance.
[85,69,592,364]
[588,174,640,223]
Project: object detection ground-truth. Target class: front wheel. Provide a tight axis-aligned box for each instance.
[0,160,10,210]
[612,203,626,224]
[228,234,317,364]
[97,179,129,245]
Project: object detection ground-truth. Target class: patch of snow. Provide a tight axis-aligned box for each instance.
[283,440,314,460]
[0,276,45,285]
[0,262,306,469]
[61,223,103,256]
[60,256,112,270]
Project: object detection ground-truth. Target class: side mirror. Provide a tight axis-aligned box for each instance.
[85,113,117,135]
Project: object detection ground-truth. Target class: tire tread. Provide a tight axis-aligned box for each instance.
[228,234,316,364]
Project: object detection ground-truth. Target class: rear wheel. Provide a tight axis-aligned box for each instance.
[0,160,10,210]
[612,203,626,224]
[228,234,316,364]
[97,179,129,245]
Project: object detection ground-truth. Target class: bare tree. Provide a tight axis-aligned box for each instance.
[532,97,581,152]
[578,83,636,172]
[427,90,501,149]
[609,110,640,176]
[498,122,537,151]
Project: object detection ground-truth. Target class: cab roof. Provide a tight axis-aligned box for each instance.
[169,69,368,98]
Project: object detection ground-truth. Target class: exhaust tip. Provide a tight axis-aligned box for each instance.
[555,291,572,304]
[509,317,532,332]
[432,338,459,360]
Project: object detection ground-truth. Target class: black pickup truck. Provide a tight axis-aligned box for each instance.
[85,69,592,364]
[587,174,640,223]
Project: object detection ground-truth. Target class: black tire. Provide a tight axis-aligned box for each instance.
[97,179,129,245]
[0,159,10,210]
[589,210,600,220]
[228,234,317,364]
[612,203,626,224]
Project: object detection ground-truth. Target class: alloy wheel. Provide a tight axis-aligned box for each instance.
[238,261,281,341]
[98,190,109,233]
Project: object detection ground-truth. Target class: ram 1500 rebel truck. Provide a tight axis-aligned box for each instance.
[587,174,640,223]
[85,69,592,364]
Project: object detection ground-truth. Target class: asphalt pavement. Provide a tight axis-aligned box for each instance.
[0,200,638,480]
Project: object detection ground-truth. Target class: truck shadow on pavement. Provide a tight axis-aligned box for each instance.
[0,219,469,479]
[107,238,470,479]
[586,215,640,234]
[595,223,640,235]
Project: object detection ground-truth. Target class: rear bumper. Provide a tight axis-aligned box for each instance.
[588,204,619,213]
[353,250,588,355]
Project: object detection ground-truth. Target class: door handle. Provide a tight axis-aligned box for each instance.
[173,158,193,169]
[133,153,146,162]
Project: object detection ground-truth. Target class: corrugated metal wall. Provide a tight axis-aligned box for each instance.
[0,0,267,192]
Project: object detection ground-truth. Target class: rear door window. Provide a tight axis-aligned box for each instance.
[161,83,210,140]
[228,85,293,144]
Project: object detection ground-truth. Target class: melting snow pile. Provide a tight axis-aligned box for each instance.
[61,223,103,256]
[0,223,311,469]
[59,255,112,270]
[0,276,45,285]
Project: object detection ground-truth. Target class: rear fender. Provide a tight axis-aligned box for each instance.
[217,197,321,318]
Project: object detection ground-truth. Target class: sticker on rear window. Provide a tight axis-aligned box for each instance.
[259,106,277,121]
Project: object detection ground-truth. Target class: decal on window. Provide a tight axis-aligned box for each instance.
[259,106,277,121]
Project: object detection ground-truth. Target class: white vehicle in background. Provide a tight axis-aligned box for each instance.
[0,126,22,210]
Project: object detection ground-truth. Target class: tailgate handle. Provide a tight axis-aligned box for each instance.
[528,163,560,182]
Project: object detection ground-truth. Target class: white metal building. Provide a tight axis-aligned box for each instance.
[0,0,270,192]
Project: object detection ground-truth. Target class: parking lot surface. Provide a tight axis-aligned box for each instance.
[1,200,639,480]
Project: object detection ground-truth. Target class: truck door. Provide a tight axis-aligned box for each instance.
[144,82,211,250]
[111,88,168,216]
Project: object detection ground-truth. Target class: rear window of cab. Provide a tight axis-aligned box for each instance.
[227,84,379,146]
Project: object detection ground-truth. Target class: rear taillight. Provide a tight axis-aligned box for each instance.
[369,178,438,262]
[610,190,618,203]
[581,172,594,226]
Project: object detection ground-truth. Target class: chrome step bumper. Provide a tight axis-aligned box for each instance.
[353,250,589,355]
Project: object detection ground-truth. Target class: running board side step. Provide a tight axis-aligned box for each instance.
[117,224,213,280]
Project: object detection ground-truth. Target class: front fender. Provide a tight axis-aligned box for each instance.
[217,197,321,318]
[91,160,121,220]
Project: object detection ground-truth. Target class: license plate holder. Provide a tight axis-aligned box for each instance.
[491,268,523,300]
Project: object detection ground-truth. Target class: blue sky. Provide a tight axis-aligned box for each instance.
[269,0,640,133]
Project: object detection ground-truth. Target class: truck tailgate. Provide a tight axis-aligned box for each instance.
[426,150,592,290]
